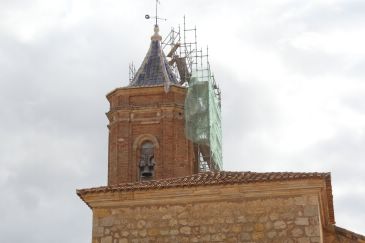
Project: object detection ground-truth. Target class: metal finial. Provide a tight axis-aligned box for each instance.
[145,0,166,27]
[155,0,159,26]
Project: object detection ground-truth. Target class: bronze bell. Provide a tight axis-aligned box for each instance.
[141,166,153,177]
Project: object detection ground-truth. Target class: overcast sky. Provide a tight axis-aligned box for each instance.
[1,0,365,242]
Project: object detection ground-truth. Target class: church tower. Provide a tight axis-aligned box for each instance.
[106,25,198,185]
[78,13,365,243]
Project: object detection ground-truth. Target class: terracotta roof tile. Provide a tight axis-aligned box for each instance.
[335,226,365,241]
[77,171,330,194]
[77,171,334,224]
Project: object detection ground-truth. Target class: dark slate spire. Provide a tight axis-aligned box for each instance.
[129,25,179,92]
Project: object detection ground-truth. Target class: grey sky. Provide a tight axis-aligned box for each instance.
[1,0,364,242]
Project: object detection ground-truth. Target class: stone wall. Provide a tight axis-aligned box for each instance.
[92,194,322,243]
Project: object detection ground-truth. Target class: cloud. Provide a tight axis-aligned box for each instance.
[0,0,364,242]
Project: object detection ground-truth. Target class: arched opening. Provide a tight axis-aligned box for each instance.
[139,140,155,180]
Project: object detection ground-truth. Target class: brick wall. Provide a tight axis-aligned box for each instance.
[106,86,197,185]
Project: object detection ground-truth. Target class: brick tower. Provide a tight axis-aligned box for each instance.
[106,25,197,185]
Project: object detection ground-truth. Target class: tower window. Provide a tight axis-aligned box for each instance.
[139,141,155,180]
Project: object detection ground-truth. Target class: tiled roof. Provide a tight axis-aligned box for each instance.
[77,171,330,194]
[77,171,334,224]
[335,226,365,241]
[129,40,179,89]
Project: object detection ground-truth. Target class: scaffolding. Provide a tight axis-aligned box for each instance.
[129,62,136,83]
[163,17,222,171]
[185,71,222,171]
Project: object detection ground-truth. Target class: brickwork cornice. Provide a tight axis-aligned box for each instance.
[106,84,186,100]
[106,106,184,125]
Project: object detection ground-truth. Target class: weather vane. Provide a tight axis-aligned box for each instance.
[145,0,167,26]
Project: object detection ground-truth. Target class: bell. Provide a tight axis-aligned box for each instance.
[141,166,153,177]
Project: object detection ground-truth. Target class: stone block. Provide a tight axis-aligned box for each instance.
[231,224,242,233]
[169,229,179,235]
[305,225,320,237]
[225,217,234,224]
[147,228,159,236]
[297,237,310,243]
[304,206,318,217]
[269,212,279,221]
[309,216,319,225]
[291,228,304,237]
[179,219,188,225]
[201,234,211,241]
[168,218,177,227]
[274,220,287,229]
[242,224,254,232]
[254,223,265,232]
[138,229,147,237]
[265,221,273,230]
[237,215,247,223]
[211,233,225,241]
[252,231,265,240]
[295,196,307,206]
[121,231,129,237]
[101,236,112,243]
[100,216,114,227]
[295,217,309,226]
[137,220,146,229]
[94,209,111,218]
[160,227,169,235]
[180,226,191,235]
[200,225,208,234]
[310,237,321,242]
[93,227,104,237]
[240,232,251,240]
[267,231,277,239]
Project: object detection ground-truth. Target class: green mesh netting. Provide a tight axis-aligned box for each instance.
[184,72,222,170]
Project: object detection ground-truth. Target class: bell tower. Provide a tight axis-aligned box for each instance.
[106,25,198,185]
